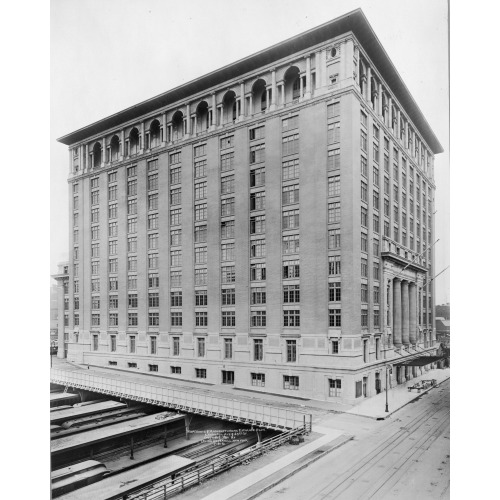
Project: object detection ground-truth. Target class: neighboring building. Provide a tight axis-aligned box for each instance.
[55,9,443,403]
[435,303,450,320]
[50,284,59,343]
[435,316,450,345]
[52,262,70,358]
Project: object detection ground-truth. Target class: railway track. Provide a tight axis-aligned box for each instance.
[310,385,450,500]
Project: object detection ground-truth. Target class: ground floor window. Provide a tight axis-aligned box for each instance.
[149,364,158,372]
[284,375,299,390]
[251,372,265,387]
[170,366,181,374]
[222,370,234,384]
[195,368,207,379]
[329,378,342,397]
[355,380,362,398]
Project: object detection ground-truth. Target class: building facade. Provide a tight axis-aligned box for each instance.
[55,10,442,403]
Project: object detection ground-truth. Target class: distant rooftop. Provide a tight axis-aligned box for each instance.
[57,9,443,154]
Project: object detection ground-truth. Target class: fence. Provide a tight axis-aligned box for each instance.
[50,368,312,431]
[127,427,305,500]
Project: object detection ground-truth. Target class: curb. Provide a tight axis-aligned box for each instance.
[347,375,450,421]
[242,433,354,500]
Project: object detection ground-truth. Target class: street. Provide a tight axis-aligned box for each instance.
[259,379,450,500]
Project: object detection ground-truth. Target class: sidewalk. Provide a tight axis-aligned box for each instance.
[345,367,450,420]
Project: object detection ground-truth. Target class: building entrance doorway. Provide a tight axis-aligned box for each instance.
[375,372,381,394]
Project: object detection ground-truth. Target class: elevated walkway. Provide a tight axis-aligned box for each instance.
[50,362,312,432]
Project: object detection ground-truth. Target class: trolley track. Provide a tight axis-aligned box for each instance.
[310,385,450,500]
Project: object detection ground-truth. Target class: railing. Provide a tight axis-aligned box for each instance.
[50,369,312,431]
[127,426,306,499]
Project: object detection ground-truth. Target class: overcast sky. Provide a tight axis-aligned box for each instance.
[50,0,449,303]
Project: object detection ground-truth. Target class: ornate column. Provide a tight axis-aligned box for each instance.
[85,144,89,171]
[140,123,145,153]
[401,280,410,345]
[315,50,322,88]
[304,56,311,99]
[409,282,417,344]
[299,73,304,99]
[397,109,401,142]
[240,82,246,117]
[378,82,383,116]
[249,94,253,115]
[120,130,125,160]
[270,70,277,110]
[366,67,372,105]
[393,278,402,347]
[185,103,191,135]
[162,112,167,144]
[211,93,216,128]
[102,137,106,165]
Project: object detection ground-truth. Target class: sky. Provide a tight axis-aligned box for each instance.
[50,0,450,303]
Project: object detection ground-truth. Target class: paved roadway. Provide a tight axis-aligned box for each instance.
[259,379,450,500]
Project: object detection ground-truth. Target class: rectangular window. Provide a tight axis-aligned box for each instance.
[91,208,99,223]
[127,179,137,196]
[220,151,234,172]
[283,284,300,303]
[195,368,207,379]
[250,239,266,258]
[149,312,159,327]
[285,340,297,361]
[332,340,339,354]
[373,261,380,280]
[361,258,368,277]
[222,370,234,385]
[282,159,299,180]
[284,310,300,327]
[194,159,207,178]
[93,335,99,351]
[170,166,181,185]
[249,126,265,141]
[328,176,340,197]
[170,249,182,267]
[361,283,368,303]
[223,338,233,358]
[283,209,299,229]
[127,199,137,215]
[360,130,367,151]
[171,312,182,327]
[149,365,158,372]
[148,173,158,191]
[128,276,137,290]
[128,256,137,271]
[329,255,341,275]
[328,202,341,224]
[221,243,235,261]
[249,144,265,164]
[360,155,368,177]
[251,263,266,281]
[220,220,234,239]
[250,167,266,187]
[194,143,206,157]
[329,378,342,397]
[250,215,265,234]
[361,181,368,202]
[329,282,341,302]
[195,290,207,306]
[282,134,299,155]
[195,246,207,264]
[283,375,299,390]
[361,309,368,328]
[195,203,207,222]
[250,310,266,327]
[108,204,117,219]
[168,187,181,206]
[251,372,266,387]
[194,181,207,200]
[327,122,340,144]
[127,218,137,234]
[360,110,367,127]
[170,366,181,374]
[109,295,118,309]
[197,337,206,356]
[329,308,341,327]
[110,335,116,352]
[327,149,340,171]
[283,260,300,279]
[169,209,181,226]
[361,232,368,252]
[108,259,116,273]
[254,339,264,361]
[195,268,207,285]
[221,198,235,217]
[250,287,266,305]
[170,151,181,165]
[329,228,341,249]
[282,115,299,131]
[221,266,235,283]
[221,288,235,305]
[250,191,266,210]
[283,234,299,254]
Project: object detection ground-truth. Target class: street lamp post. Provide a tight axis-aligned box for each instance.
[385,364,391,412]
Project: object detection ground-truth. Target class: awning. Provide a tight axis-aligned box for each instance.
[394,355,445,367]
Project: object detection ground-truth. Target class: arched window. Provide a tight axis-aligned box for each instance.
[129,128,139,156]
[222,91,236,124]
[92,142,102,168]
[283,66,301,104]
[110,135,120,161]
[251,79,267,114]
[172,111,184,141]
[149,120,160,148]
[196,101,209,132]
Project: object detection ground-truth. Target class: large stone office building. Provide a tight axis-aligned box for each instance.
[55,10,443,403]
